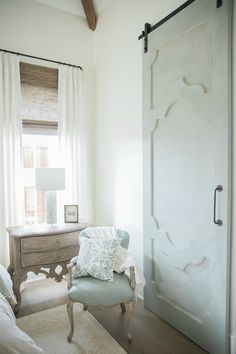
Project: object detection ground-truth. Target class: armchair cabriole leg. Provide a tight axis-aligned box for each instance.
[67,300,74,343]
[120,303,126,313]
[127,302,134,341]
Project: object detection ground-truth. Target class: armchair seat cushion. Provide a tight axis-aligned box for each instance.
[68,272,134,307]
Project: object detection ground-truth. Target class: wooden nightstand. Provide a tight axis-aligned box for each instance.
[7,223,89,311]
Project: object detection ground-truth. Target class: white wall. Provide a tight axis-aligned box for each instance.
[93,0,183,274]
[0,0,93,68]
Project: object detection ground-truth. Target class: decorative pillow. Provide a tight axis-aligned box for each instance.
[74,238,121,282]
[0,264,17,308]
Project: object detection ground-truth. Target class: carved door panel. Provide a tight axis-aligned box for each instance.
[143,1,231,353]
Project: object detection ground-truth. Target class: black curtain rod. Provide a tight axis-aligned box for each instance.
[138,0,196,40]
[0,48,83,71]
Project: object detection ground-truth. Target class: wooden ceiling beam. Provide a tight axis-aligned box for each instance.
[81,0,97,31]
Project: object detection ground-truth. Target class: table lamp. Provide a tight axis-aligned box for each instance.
[35,168,65,225]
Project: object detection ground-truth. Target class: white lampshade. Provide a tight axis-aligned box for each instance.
[35,168,65,191]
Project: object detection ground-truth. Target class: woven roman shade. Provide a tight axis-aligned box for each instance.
[20,62,58,133]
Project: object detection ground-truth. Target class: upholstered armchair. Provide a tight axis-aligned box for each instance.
[66,229,136,343]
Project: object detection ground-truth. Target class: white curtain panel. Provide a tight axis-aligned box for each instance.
[0,53,23,266]
[58,65,93,224]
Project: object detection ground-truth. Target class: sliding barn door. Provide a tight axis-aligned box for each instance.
[143,1,231,353]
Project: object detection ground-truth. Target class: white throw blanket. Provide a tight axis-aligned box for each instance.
[82,227,146,298]
[0,294,44,354]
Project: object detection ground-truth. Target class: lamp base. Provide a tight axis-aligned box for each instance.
[47,191,57,225]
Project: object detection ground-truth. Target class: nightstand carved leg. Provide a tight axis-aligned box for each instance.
[12,275,22,313]
[12,271,27,313]
[67,300,74,343]
[7,264,14,278]
[120,303,126,312]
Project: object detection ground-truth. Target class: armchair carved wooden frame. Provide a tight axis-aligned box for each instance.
[66,229,136,343]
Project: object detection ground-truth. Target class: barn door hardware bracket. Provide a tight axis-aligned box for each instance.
[217,0,223,8]
[142,23,151,53]
[138,0,196,54]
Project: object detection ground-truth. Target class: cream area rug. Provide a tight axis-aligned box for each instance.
[17,303,127,354]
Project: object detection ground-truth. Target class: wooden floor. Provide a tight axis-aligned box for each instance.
[17,278,207,354]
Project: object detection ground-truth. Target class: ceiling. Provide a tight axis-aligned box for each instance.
[33,0,112,17]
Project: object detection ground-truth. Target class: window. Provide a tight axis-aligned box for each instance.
[22,134,59,225]
[20,62,59,225]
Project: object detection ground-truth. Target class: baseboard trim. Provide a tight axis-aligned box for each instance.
[230,335,236,354]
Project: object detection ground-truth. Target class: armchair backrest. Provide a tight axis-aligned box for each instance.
[116,229,129,249]
[80,228,129,249]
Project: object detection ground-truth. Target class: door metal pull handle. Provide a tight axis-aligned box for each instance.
[214,185,223,226]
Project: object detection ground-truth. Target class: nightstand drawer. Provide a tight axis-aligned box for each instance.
[21,232,79,253]
[21,244,79,267]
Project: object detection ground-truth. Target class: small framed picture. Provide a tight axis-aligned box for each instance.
[64,205,79,223]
